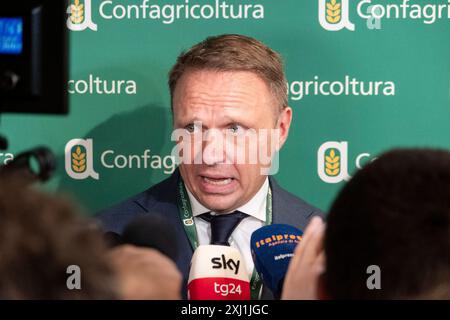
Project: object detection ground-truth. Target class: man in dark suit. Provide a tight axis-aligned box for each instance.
[98,34,323,299]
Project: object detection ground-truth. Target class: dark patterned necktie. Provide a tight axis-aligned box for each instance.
[199,211,248,246]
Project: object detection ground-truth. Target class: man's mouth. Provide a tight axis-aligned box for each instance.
[201,176,235,186]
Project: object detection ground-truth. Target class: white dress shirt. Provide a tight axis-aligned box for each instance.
[185,178,269,278]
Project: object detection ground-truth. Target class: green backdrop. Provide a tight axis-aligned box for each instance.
[2,0,449,215]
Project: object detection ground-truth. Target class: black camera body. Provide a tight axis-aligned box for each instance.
[0,0,68,114]
[0,1,69,182]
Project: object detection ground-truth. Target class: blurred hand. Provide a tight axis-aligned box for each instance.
[108,245,182,300]
[281,216,326,300]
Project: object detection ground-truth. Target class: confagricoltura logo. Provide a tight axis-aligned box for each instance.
[65,139,99,180]
[317,141,377,184]
[318,0,354,31]
[64,138,176,180]
[66,0,266,32]
[67,0,98,31]
[318,0,450,31]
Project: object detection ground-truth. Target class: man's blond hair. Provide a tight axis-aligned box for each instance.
[169,34,288,113]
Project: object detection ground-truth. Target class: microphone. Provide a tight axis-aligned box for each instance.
[120,213,179,261]
[187,245,250,300]
[250,224,303,299]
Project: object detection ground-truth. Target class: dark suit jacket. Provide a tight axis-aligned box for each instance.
[97,168,323,299]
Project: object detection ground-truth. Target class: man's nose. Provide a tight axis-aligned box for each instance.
[202,130,226,166]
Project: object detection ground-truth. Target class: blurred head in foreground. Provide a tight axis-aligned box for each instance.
[0,174,182,299]
[324,149,450,299]
[0,174,116,299]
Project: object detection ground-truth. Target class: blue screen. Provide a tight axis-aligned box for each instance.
[0,18,23,55]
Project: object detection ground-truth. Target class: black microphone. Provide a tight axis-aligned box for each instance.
[121,213,178,262]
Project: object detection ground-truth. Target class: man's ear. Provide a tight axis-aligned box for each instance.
[317,272,331,300]
[276,107,293,151]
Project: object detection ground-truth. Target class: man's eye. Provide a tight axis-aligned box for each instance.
[228,124,244,135]
[185,123,197,133]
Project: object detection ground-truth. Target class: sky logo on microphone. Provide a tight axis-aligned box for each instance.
[211,255,240,275]
[188,245,250,300]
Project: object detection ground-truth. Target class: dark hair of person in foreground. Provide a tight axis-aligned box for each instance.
[0,174,117,299]
[324,148,450,299]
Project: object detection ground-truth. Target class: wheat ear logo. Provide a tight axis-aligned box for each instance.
[71,146,86,173]
[325,149,340,176]
[65,139,99,180]
[318,141,350,183]
[319,0,354,31]
[67,0,97,32]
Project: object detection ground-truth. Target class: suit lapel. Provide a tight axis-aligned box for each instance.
[269,176,288,225]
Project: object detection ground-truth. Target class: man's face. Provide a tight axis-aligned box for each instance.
[173,69,291,213]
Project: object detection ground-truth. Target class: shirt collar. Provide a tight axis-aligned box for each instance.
[184,178,269,222]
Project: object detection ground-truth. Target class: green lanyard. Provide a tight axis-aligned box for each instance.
[177,179,273,300]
